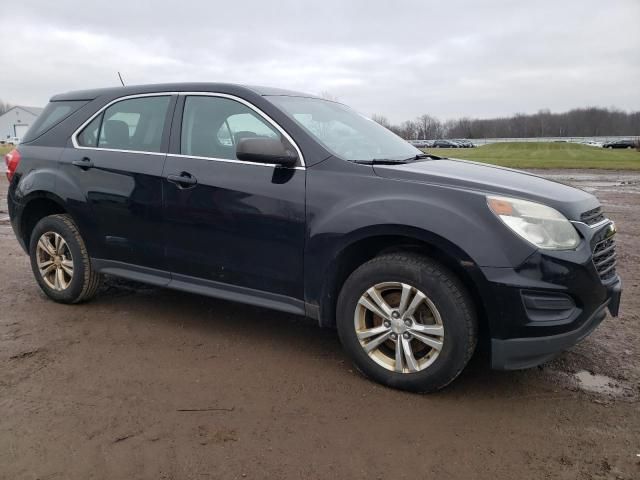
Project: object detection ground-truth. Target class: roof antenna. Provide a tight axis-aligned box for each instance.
[117,71,125,87]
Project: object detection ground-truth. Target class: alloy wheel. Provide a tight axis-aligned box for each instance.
[36,231,74,291]
[354,282,444,373]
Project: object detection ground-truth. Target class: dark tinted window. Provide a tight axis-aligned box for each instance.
[181,96,280,160]
[22,100,87,142]
[77,96,170,152]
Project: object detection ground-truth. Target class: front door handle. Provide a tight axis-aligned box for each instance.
[72,157,94,170]
[167,172,198,189]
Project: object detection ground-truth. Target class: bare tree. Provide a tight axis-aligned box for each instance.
[416,114,443,139]
[375,107,640,140]
[371,114,392,129]
[0,100,13,116]
[399,120,419,140]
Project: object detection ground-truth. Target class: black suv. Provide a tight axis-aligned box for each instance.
[602,139,636,149]
[6,83,622,392]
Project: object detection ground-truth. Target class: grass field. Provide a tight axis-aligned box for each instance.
[0,145,12,156]
[422,142,640,170]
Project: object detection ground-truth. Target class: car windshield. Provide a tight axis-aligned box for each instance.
[268,96,422,162]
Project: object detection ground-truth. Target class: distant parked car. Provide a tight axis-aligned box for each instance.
[602,139,635,149]
[457,139,475,148]
[409,140,432,148]
[581,141,603,148]
[432,139,459,148]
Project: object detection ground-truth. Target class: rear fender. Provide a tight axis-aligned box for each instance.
[14,165,99,255]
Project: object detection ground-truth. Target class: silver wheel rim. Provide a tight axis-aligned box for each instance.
[354,282,444,373]
[36,231,74,291]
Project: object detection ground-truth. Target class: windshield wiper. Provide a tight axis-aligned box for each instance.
[352,153,441,165]
[352,158,411,165]
[404,153,441,161]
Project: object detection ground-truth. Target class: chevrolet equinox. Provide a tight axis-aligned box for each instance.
[6,83,622,392]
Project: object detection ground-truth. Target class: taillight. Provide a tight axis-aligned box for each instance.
[5,148,20,181]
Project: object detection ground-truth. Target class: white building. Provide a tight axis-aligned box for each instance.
[0,106,44,142]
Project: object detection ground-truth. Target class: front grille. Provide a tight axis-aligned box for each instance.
[593,236,617,281]
[581,206,605,225]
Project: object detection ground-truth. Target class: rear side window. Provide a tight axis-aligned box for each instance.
[180,96,281,160]
[77,96,171,153]
[22,100,87,143]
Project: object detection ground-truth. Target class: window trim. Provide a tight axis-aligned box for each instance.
[71,92,306,168]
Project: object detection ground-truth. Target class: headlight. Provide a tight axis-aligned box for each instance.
[487,195,580,250]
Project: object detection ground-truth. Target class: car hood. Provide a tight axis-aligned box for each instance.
[373,158,599,220]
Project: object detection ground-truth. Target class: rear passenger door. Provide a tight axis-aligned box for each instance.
[61,94,176,275]
[162,94,306,302]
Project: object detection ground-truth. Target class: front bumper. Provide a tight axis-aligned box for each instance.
[478,220,622,370]
[491,278,621,369]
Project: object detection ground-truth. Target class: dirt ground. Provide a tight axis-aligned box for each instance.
[1,170,639,480]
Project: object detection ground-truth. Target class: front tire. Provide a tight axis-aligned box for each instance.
[29,214,100,304]
[337,253,477,392]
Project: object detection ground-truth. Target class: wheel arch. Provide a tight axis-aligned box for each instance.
[19,191,70,250]
[316,226,491,340]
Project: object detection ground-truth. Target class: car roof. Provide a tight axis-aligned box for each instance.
[50,82,319,102]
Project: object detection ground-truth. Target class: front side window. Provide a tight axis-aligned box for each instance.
[77,96,170,152]
[268,96,421,162]
[181,96,281,160]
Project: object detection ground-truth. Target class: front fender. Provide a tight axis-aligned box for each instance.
[304,157,536,322]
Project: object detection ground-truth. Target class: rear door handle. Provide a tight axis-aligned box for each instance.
[167,172,198,188]
[72,157,94,170]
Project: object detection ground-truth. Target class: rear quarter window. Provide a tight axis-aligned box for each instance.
[22,100,88,142]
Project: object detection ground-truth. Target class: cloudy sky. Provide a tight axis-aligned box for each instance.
[2,0,638,122]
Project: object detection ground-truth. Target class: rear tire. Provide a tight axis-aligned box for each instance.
[336,253,477,392]
[29,214,100,304]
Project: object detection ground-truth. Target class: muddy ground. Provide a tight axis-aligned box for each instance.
[1,171,639,479]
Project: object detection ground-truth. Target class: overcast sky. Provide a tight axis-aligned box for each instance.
[2,0,639,122]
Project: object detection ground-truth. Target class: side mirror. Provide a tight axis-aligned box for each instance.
[236,137,298,167]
